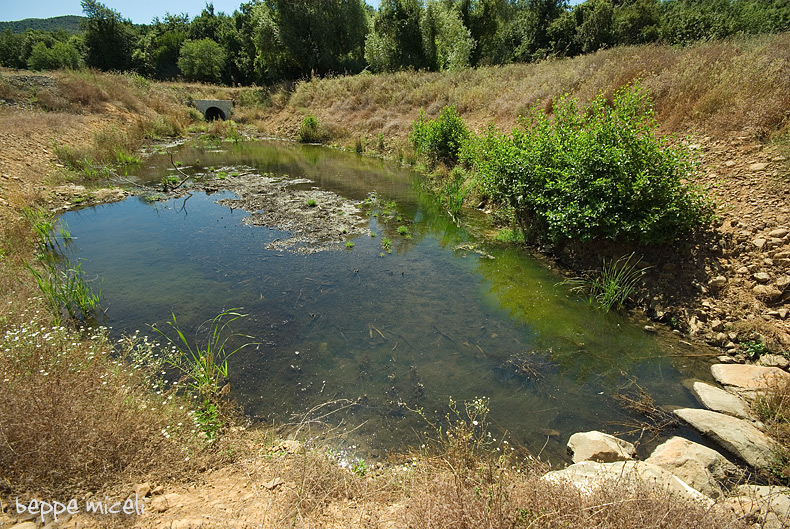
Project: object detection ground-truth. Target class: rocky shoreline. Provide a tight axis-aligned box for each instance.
[557,361,790,527]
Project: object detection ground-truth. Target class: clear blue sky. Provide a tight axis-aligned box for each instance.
[2,0,583,26]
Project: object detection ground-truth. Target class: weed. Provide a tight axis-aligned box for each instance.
[194,399,222,442]
[161,175,181,190]
[410,105,469,166]
[152,309,255,398]
[23,209,101,324]
[27,255,102,325]
[439,166,469,221]
[563,253,649,313]
[298,114,326,143]
[217,171,227,180]
[381,238,392,253]
[742,339,767,360]
[115,149,140,165]
[397,225,411,238]
[346,241,354,249]
[351,459,368,476]
[494,228,523,243]
[306,198,318,207]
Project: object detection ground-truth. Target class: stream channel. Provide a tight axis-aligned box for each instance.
[60,138,715,464]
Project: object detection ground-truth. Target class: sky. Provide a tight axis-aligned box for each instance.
[2,0,583,25]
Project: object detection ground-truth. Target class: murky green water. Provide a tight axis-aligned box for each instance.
[60,139,713,462]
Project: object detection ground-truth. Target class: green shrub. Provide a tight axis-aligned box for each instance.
[298,114,326,143]
[473,83,714,245]
[410,105,470,166]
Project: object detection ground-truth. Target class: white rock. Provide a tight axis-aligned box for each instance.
[645,436,737,498]
[687,380,752,419]
[567,431,636,463]
[543,460,712,505]
[673,408,776,468]
[711,363,790,396]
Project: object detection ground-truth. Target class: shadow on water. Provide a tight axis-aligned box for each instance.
[61,140,715,463]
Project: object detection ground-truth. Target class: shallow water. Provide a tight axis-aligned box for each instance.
[60,139,713,462]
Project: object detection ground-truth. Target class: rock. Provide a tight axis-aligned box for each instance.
[774,251,790,260]
[567,431,636,463]
[768,228,789,238]
[543,460,712,505]
[150,494,180,513]
[711,363,790,396]
[686,380,752,419]
[735,485,790,520]
[263,477,284,490]
[753,272,772,283]
[757,354,790,370]
[779,309,789,320]
[9,523,37,529]
[710,319,725,332]
[645,436,737,498]
[750,162,768,171]
[271,439,302,454]
[725,485,790,528]
[133,482,152,498]
[753,238,768,250]
[777,276,790,291]
[753,284,783,303]
[708,276,728,288]
[673,408,776,468]
[643,325,657,333]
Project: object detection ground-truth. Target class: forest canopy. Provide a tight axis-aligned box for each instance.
[1,0,789,83]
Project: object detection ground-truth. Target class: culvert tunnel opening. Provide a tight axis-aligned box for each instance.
[205,107,226,121]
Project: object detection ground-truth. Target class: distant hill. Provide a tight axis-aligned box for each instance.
[0,15,85,34]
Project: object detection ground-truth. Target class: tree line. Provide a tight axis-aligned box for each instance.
[1,0,789,84]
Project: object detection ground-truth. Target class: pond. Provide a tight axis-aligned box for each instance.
[60,139,714,463]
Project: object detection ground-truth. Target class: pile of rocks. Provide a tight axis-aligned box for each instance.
[553,363,790,527]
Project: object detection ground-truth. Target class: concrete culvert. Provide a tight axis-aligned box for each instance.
[192,99,233,121]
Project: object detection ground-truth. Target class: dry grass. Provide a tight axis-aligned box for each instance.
[404,461,746,529]
[0,307,208,497]
[255,32,790,150]
[756,378,790,484]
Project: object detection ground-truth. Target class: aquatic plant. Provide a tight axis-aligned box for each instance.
[563,253,649,313]
[346,241,354,249]
[152,309,254,398]
[24,208,101,324]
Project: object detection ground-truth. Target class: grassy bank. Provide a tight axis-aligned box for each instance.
[257,32,790,152]
[1,33,789,527]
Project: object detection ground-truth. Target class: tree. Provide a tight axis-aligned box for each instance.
[365,0,429,72]
[659,0,738,45]
[613,0,661,45]
[27,40,83,70]
[0,29,25,68]
[178,38,226,83]
[81,0,135,71]
[253,0,368,81]
[422,1,475,71]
